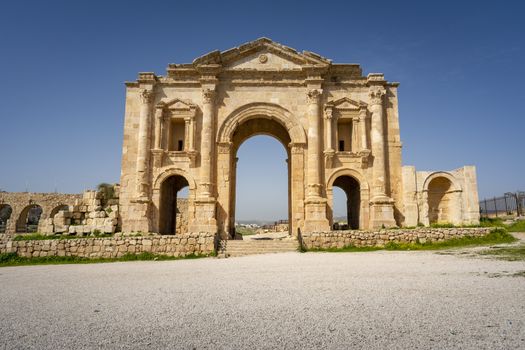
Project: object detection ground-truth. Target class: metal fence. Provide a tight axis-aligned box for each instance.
[479,191,525,218]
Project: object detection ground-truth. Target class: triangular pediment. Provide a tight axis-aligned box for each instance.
[192,38,330,69]
[326,97,365,110]
[159,98,196,111]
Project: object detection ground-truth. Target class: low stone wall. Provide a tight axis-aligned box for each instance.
[301,227,494,249]
[0,233,216,259]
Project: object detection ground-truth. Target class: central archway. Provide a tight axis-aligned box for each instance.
[216,103,307,239]
[232,119,292,237]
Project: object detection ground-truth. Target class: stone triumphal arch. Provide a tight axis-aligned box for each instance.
[118,38,480,238]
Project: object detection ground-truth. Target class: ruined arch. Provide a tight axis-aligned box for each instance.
[0,204,13,233]
[326,168,370,230]
[49,204,70,218]
[423,172,462,225]
[16,204,43,233]
[216,103,306,238]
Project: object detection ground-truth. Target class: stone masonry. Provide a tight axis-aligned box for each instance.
[301,227,494,249]
[118,38,480,239]
[0,233,215,259]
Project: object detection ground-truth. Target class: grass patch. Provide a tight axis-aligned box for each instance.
[13,233,113,241]
[306,229,516,253]
[506,220,525,232]
[0,251,211,267]
[235,227,257,236]
[478,245,525,261]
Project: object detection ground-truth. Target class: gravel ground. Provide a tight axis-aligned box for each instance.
[0,249,524,349]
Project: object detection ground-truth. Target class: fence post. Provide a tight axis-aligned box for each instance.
[493,197,498,217]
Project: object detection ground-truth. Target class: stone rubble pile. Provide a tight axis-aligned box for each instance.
[42,185,120,236]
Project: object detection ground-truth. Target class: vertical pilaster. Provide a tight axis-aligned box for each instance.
[359,107,368,152]
[368,82,396,228]
[199,88,216,199]
[151,105,164,168]
[136,88,154,199]
[323,107,335,168]
[304,88,329,232]
[306,88,322,199]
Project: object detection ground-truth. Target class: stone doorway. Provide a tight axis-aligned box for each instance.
[332,175,361,229]
[159,175,189,235]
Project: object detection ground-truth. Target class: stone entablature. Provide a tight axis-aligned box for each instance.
[118,38,480,239]
[301,227,493,249]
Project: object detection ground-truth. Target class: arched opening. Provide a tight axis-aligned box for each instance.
[231,118,291,238]
[16,204,43,233]
[159,175,189,235]
[0,204,13,233]
[332,175,361,229]
[427,176,455,224]
[50,205,69,218]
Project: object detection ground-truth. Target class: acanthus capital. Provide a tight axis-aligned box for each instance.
[368,86,385,105]
[202,88,216,104]
[324,107,333,119]
[139,89,154,104]
[306,89,322,104]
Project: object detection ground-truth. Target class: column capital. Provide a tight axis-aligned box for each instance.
[202,88,216,104]
[324,107,333,120]
[306,89,322,105]
[139,89,154,105]
[368,86,386,105]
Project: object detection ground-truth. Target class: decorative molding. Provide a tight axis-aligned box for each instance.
[217,142,232,154]
[289,142,306,154]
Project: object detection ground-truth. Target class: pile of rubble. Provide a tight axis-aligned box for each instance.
[43,185,120,236]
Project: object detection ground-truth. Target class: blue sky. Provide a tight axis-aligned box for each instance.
[0,0,523,220]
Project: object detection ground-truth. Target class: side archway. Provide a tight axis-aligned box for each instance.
[152,167,196,234]
[327,168,370,230]
[422,172,463,225]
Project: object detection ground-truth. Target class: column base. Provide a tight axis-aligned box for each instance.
[190,197,217,234]
[369,195,397,229]
[303,197,330,233]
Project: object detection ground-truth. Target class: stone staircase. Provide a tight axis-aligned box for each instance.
[218,238,299,258]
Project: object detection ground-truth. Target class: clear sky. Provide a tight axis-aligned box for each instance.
[0,0,523,221]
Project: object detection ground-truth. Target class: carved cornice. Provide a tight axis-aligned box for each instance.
[368,86,385,105]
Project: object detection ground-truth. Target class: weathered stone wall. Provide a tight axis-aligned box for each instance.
[301,227,493,249]
[0,233,215,259]
[0,192,81,234]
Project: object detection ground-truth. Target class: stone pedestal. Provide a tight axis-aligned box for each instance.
[369,196,397,229]
[304,197,330,232]
[190,198,217,233]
